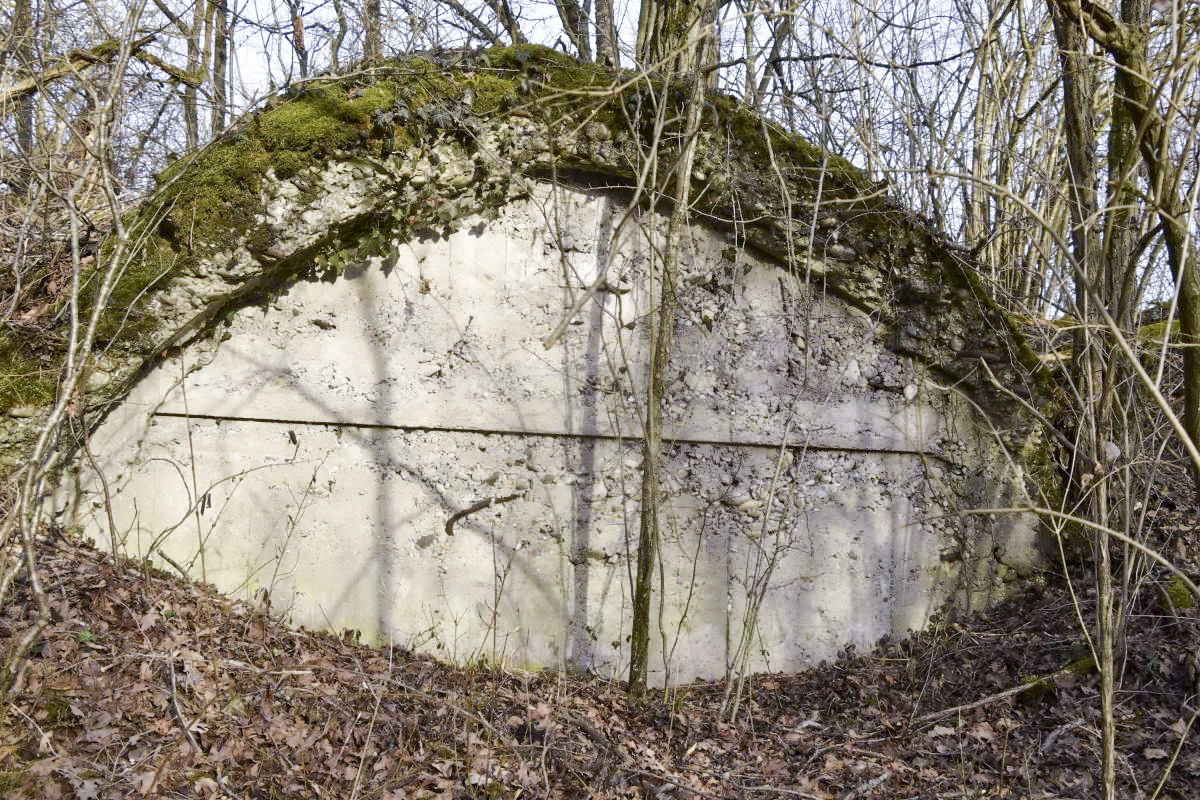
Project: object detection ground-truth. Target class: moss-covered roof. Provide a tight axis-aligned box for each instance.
[0,44,1053,470]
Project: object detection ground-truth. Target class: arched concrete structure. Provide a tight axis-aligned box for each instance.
[35,47,1052,683]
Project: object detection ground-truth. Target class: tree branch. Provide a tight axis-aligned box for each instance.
[435,0,504,44]
[0,35,155,104]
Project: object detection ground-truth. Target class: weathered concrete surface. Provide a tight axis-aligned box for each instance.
[61,184,1044,683]
[0,47,1059,683]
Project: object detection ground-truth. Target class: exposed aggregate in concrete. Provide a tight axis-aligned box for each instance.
[60,186,1045,682]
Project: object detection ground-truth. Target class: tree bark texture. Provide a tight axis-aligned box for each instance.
[10,0,36,192]
[364,0,382,62]
[1068,0,1200,495]
[1047,6,1117,794]
[552,0,591,61]
[210,0,229,132]
[636,0,717,74]
[595,0,618,65]
[484,0,526,44]
[628,117,704,688]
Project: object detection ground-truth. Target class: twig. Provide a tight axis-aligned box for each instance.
[156,547,190,580]
[167,666,241,798]
[0,35,155,103]
[1149,707,1200,800]
[913,657,1095,725]
[1041,720,1086,754]
[958,507,1200,602]
[621,765,725,800]
[742,785,823,798]
[841,770,891,799]
[444,493,521,536]
[556,705,621,754]
[79,430,121,560]
[168,666,203,754]
[350,648,390,800]
[389,677,518,747]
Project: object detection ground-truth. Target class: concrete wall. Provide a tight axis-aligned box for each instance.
[63,184,1039,684]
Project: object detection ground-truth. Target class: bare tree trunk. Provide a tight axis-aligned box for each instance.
[1096,490,1118,800]
[757,6,795,123]
[628,87,704,690]
[210,0,228,133]
[289,0,309,77]
[331,0,348,70]
[484,0,525,44]
[737,0,757,106]
[636,0,716,74]
[1103,0,1149,329]
[552,0,591,61]
[1066,0,1200,495]
[183,0,206,150]
[1048,5,1116,795]
[11,0,35,192]
[364,0,382,62]
[627,0,715,692]
[1048,0,1101,364]
[595,0,618,65]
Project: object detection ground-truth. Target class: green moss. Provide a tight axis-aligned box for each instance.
[144,79,398,263]
[1163,573,1197,610]
[1017,655,1096,705]
[710,94,869,197]
[0,773,28,796]
[466,72,519,114]
[56,76,408,368]
[1139,318,1180,343]
[160,139,271,242]
[0,339,57,412]
[105,235,180,314]
[485,43,601,84]
[259,82,395,151]
[1,74,407,420]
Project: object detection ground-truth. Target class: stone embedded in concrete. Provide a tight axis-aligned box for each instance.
[62,184,1041,684]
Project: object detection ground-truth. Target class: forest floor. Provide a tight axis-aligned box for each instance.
[0,506,1198,799]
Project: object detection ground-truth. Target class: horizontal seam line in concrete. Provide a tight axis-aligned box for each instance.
[151,411,949,461]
